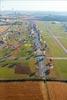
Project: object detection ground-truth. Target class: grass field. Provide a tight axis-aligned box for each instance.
[36,21,67,80]
[47,21,67,49]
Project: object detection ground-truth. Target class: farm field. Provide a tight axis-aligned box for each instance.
[47,82,67,100]
[0,81,44,100]
[36,21,67,80]
[0,81,67,100]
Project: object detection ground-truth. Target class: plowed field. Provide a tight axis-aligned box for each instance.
[0,81,67,100]
[47,82,67,100]
[0,82,45,100]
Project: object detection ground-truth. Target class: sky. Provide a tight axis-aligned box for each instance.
[0,0,67,12]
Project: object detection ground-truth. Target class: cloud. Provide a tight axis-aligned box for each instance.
[1,0,67,11]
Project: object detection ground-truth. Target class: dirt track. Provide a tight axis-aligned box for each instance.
[0,81,67,100]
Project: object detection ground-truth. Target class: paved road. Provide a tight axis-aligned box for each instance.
[46,23,67,54]
[30,21,46,78]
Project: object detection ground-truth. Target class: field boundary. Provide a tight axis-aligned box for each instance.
[0,79,67,83]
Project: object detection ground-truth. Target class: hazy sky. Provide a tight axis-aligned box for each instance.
[0,0,67,12]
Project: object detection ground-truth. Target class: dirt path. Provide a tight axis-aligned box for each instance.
[39,82,49,100]
[40,81,67,100]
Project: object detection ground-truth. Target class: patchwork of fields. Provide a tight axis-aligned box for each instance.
[0,18,67,100]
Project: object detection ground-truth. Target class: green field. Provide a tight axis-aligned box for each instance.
[47,21,67,49]
[36,21,67,80]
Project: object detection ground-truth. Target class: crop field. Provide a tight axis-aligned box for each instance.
[36,21,67,80]
[0,82,44,100]
[47,82,67,100]
[0,81,67,100]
